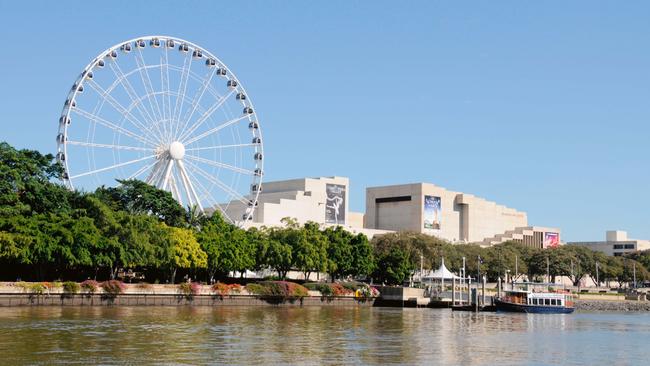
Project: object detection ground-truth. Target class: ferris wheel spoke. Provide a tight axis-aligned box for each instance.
[109,62,165,143]
[178,88,236,142]
[183,165,230,220]
[70,154,156,179]
[160,57,172,142]
[126,159,158,180]
[185,154,254,176]
[184,160,251,206]
[169,172,183,207]
[185,143,257,152]
[72,107,158,146]
[67,140,152,152]
[172,52,193,141]
[177,68,217,141]
[134,49,164,124]
[85,79,157,140]
[177,160,203,212]
[183,114,250,146]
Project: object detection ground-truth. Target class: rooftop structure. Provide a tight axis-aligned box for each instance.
[569,231,650,256]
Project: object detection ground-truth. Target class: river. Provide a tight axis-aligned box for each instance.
[0,306,647,365]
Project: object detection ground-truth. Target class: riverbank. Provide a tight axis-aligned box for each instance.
[575,299,650,312]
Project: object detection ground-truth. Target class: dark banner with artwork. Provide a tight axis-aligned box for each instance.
[543,232,560,248]
[325,184,346,224]
[423,195,441,230]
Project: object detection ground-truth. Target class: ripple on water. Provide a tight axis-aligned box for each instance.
[0,307,649,365]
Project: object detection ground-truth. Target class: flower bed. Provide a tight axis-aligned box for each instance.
[245,281,309,300]
[211,283,243,296]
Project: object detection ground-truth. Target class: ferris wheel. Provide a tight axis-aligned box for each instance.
[56,36,263,223]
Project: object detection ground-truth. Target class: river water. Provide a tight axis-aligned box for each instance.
[0,306,647,365]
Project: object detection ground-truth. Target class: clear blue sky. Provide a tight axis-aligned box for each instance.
[1,1,649,242]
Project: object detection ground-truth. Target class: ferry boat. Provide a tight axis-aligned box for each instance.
[495,283,575,314]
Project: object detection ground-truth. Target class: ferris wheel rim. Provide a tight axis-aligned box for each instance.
[56,35,264,224]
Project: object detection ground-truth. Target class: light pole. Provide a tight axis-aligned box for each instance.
[506,269,511,290]
[515,255,518,282]
[595,262,600,287]
[462,256,466,282]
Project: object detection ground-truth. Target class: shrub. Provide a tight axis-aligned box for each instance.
[245,283,265,295]
[211,283,243,296]
[28,283,47,295]
[340,282,362,292]
[62,281,80,294]
[304,283,334,297]
[331,283,353,296]
[101,280,126,295]
[80,280,100,294]
[135,282,154,292]
[355,285,380,299]
[15,282,29,292]
[257,281,309,299]
[179,282,200,297]
[229,284,243,294]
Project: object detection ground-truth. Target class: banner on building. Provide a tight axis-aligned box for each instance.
[325,184,346,224]
[423,195,441,230]
[543,232,560,248]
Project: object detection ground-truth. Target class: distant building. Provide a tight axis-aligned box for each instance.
[224,176,389,238]
[222,177,560,246]
[364,182,560,248]
[569,231,650,256]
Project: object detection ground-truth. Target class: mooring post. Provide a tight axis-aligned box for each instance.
[482,275,486,307]
[452,277,456,305]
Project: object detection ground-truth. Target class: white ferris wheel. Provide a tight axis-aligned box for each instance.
[56,36,263,223]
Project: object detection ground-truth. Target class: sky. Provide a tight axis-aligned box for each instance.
[0,1,648,242]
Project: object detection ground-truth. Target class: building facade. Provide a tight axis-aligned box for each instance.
[222,177,560,246]
[365,183,535,243]
[569,231,650,256]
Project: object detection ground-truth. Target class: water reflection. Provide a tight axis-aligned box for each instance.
[0,307,649,365]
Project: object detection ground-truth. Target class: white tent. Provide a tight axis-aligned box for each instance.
[421,258,461,281]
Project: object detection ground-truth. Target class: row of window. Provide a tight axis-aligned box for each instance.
[529,298,562,306]
[613,244,635,250]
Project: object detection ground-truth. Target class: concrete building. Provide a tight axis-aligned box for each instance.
[569,231,650,256]
[223,177,560,246]
[225,176,390,238]
[364,182,560,247]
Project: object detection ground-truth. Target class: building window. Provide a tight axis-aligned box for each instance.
[613,244,624,249]
[614,253,623,257]
[625,244,635,249]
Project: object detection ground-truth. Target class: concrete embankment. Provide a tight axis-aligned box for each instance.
[0,293,375,307]
[575,299,650,312]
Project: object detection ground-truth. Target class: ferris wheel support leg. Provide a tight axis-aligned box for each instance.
[170,174,184,207]
[161,159,175,191]
[145,159,164,185]
[177,160,203,213]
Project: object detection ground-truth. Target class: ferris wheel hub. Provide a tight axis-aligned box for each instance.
[168,141,185,160]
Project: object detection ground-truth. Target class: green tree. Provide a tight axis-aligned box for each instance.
[350,233,374,278]
[96,179,185,227]
[324,226,354,281]
[166,226,207,283]
[266,227,293,279]
[294,222,328,280]
[373,246,414,285]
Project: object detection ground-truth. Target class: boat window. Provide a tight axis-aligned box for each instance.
[545,299,550,306]
[532,298,537,305]
[551,299,557,306]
